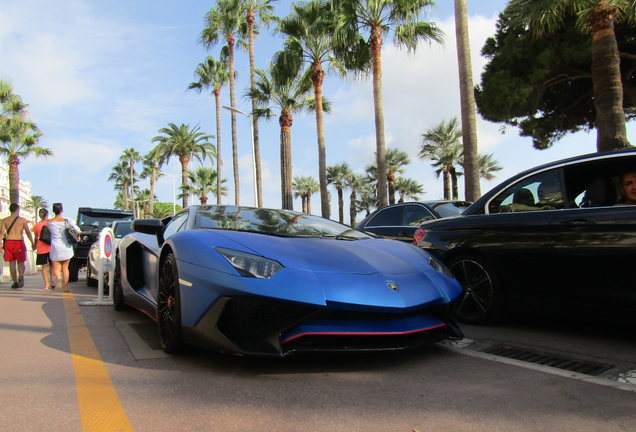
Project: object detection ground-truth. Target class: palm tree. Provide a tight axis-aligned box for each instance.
[121,147,142,217]
[25,195,48,216]
[326,162,352,223]
[151,123,215,208]
[365,148,410,205]
[0,82,51,205]
[140,147,162,216]
[108,161,131,210]
[247,65,314,210]
[180,167,227,205]
[344,173,368,226]
[243,0,276,208]
[188,56,230,205]
[420,118,463,200]
[507,0,634,151]
[454,0,480,201]
[394,177,424,203]
[134,189,154,218]
[201,0,246,204]
[276,0,369,218]
[332,0,444,208]
[477,153,503,181]
[293,175,320,213]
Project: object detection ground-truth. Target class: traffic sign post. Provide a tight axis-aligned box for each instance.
[80,227,115,306]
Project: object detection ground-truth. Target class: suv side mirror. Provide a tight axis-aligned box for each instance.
[131,218,165,245]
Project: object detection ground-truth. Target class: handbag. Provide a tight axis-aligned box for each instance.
[64,220,79,246]
[39,225,51,245]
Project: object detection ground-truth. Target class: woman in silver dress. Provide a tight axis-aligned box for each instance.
[47,203,80,293]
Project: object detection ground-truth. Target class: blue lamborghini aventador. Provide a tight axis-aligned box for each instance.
[113,205,463,356]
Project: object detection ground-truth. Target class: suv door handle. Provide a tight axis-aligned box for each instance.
[562,219,594,226]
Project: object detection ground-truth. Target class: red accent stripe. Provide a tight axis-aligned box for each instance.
[281,323,447,344]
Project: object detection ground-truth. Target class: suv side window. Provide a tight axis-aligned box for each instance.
[404,205,435,226]
[163,212,188,239]
[366,206,404,227]
[489,169,564,213]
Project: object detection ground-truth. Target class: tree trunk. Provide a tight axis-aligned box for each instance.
[311,60,330,218]
[451,167,459,200]
[370,25,388,208]
[247,8,263,207]
[349,190,357,227]
[149,167,156,215]
[214,88,223,205]
[454,0,481,201]
[130,161,136,218]
[8,155,20,205]
[179,156,190,208]
[201,194,208,205]
[228,35,240,205]
[387,171,396,205]
[590,2,630,151]
[443,170,451,200]
[280,109,293,210]
[337,187,344,224]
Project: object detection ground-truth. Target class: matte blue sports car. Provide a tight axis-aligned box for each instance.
[113,205,463,356]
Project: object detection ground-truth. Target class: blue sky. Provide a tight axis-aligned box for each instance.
[2,0,627,221]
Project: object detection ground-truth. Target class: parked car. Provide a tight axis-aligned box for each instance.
[356,200,471,242]
[86,220,133,287]
[414,148,636,324]
[112,205,463,356]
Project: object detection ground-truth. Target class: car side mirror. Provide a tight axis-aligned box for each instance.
[131,218,165,245]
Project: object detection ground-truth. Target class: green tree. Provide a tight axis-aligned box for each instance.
[327,162,352,223]
[25,195,48,216]
[366,148,411,205]
[121,147,142,217]
[293,175,320,213]
[0,81,51,205]
[180,167,227,205]
[506,0,635,151]
[344,173,368,226]
[454,0,480,201]
[477,153,503,181]
[394,177,424,203]
[201,0,246,204]
[188,56,230,205]
[277,0,369,218]
[151,123,215,208]
[331,0,443,208]
[108,161,131,210]
[420,118,463,200]
[247,65,314,210]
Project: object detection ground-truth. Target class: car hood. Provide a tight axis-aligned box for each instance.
[210,231,430,275]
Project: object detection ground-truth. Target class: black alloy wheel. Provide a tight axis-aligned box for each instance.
[449,254,503,324]
[157,253,183,353]
[112,254,127,311]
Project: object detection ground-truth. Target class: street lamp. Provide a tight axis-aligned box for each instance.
[223,105,257,207]
[158,172,178,215]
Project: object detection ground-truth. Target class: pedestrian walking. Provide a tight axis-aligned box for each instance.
[32,208,56,290]
[0,203,35,288]
[47,203,80,293]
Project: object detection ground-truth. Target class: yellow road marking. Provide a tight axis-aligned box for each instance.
[63,292,134,432]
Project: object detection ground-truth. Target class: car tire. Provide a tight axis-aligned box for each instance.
[157,253,183,354]
[86,264,97,287]
[112,254,127,311]
[448,254,504,324]
[69,258,79,282]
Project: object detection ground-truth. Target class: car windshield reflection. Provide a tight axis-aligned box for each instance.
[195,206,371,239]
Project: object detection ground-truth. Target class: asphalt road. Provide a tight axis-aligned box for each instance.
[1,273,635,432]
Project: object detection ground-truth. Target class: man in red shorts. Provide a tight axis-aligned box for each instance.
[0,203,35,288]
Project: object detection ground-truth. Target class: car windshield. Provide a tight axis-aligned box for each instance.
[195,206,371,239]
[432,202,471,218]
[113,222,133,238]
[77,212,133,228]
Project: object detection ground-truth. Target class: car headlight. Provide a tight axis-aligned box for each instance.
[428,254,454,279]
[216,248,283,279]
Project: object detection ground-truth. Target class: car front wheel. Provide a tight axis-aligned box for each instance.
[448,254,503,324]
[157,253,183,353]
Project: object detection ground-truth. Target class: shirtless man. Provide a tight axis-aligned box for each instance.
[0,203,35,288]
[618,171,636,205]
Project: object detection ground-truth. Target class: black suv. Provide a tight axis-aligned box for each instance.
[69,207,134,282]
